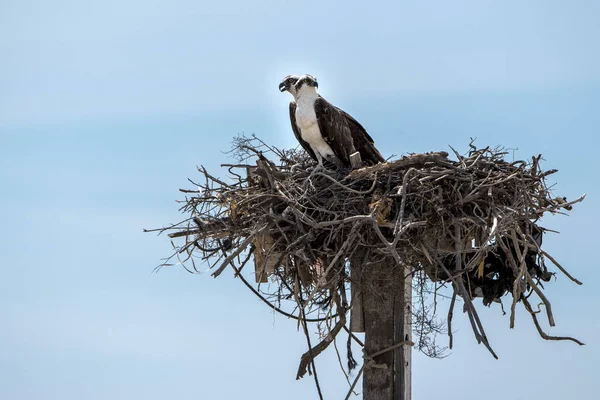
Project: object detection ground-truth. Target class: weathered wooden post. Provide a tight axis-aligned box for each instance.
[352,252,412,400]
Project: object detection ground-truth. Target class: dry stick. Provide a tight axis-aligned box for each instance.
[338,279,359,372]
[255,236,283,280]
[495,231,522,328]
[465,147,490,168]
[211,224,268,278]
[168,224,230,239]
[460,170,495,203]
[222,247,338,323]
[436,259,498,359]
[537,193,586,213]
[460,286,496,356]
[197,165,237,189]
[313,214,388,229]
[452,224,483,342]
[295,282,325,400]
[344,365,365,400]
[447,292,457,349]
[343,325,365,347]
[509,229,530,329]
[333,336,357,392]
[393,167,416,240]
[448,145,466,168]
[314,171,379,194]
[296,302,347,380]
[476,171,521,188]
[347,151,449,180]
[521,228,584,288]
[371,220,404,266]
[436,260,480,344]
[539,249,583,285]
[319,223,360,283]
[303,224,361,306]
[522,297,584,345]
[177,233,202,255]
[144,216,199,234]
[525,271,555,327]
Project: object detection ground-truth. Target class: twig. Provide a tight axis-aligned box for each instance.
[344,365,364,400]
[448,292,456,349]
[522,297,584,345]
[539,249,583,285]
[211,225,268,278]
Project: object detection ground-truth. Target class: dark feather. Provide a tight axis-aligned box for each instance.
[314,97,356,166]
[344,112,385,165]
[314,97,385,167]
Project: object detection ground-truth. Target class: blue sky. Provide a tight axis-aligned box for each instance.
[1,1,599,399]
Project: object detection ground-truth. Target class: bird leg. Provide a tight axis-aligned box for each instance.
[305,153,326,184]
[307,153,325,172]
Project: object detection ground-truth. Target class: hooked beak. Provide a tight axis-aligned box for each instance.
[279,82,288,92]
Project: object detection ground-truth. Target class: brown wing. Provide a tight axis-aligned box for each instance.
[338,109,376,144]
[344,111,385,165]
[289,102,317,161]
[315,97,384,167]
[314,97,356,167]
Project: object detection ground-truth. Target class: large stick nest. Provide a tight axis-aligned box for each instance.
[150,136,584,384]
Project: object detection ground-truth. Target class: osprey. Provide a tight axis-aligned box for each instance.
[279,74,384,168]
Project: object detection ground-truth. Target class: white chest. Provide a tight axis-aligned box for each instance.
[295,98,318,130]
[294,99,335,158]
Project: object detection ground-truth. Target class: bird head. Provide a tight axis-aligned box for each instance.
[279,75,300,96]
[295,74,318,91]
[294,75,319,99]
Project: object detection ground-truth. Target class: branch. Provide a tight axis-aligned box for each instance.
[522,297,584,346]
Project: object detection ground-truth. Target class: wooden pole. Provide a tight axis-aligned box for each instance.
[360,255,412,400]
[363,260,395,400]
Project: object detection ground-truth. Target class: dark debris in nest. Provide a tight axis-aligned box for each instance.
[148,135,585,384]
